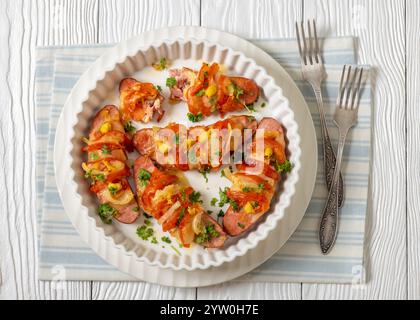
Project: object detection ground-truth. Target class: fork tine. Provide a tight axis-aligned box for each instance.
[338,65,350,108]
[307,20,313,65]
[295,22,304,63]
[350,68,363,110]
[300,21,307,65]
[312,19,320,63]
[344,66,358,109]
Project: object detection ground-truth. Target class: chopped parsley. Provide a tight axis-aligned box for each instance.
[180,189,186,202]
[175,133,179,144]
[245,103,255,112]
[108,185,119,195]
[124,121,136,134]
[203,71,209,78]
[95,173,105,182]
[90,152,99,160]
[136,225,154,241]
[206,210,213,215]
[274,159,293,173]
[144,219,152,226]
[217,187,239,211]
[218,187,230,207]
[177,207,186,226]
[161,236,172,244]
[258,183,265,190]
[151,237,158,244]
[237,222,245,229]
[220,170,226,177]
[155,85,162,92]
[261,102,266,108]
[196,89,206,97]
[101,145,111,154]
[195,224,220,244]
[217,210,225,220]
[138,168,151,187]
[189,191,203,204]
[210,198,218,206]
[231,82,244,100]
[166,77,177,88]
[230,200,239,211]
[171,245,181,256]
[97,204,116,224]
[242,187,252,193]
[187,112,203,122]
[132,206,140,212]
[199,166,211,183]
[152,58,168,71]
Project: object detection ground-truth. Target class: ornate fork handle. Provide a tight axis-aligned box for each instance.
[312,85,344,208]
[319,129,347,254]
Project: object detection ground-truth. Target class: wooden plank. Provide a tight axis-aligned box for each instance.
[302,0,406,299]
[0,0,98,299]
[98,0,200,43]
[198,0,303,300]
[407,0,420,300]
[93,0,200,300]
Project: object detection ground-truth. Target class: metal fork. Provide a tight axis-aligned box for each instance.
[319,65,363,254]
[295,20,344,208]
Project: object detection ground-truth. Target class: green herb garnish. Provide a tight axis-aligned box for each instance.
[166,77,177,88]
[245,103,255,112]
[274,159,293,173]
[258,183,265,190]
[195,224,220,244]
[177,207,186,226]
[101,145,111,154]
[261,102,266,108]
[242,187,252,193]
[98,204,116,224]
[189,191,203,204]
[136,225,154,241]
[124,121,136,134]
[156,85,162,92]
[217,210,225,219]
[210,197,218,206]
[108,185,118,195]
[187,112,203,123]
[237,222,245,229]
[151,237,158,244]
[132,206,140,212]
[171,245,181,256]
[196,89,206,97]
[144,219,152,226]
[161,236,172,244]
[217,187,239,211]
[138,168,151,187]
[90,152,99,160]
[95,174,105,182]
[199,166,211,183]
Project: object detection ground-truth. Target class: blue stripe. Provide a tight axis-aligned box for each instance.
[40,249,110,266]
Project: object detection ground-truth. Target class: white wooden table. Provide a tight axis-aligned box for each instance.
[0,0,417,300]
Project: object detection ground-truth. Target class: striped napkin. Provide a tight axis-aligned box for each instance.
[36,37,371,283]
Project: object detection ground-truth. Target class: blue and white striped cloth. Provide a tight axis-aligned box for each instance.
[36,37,370,283]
